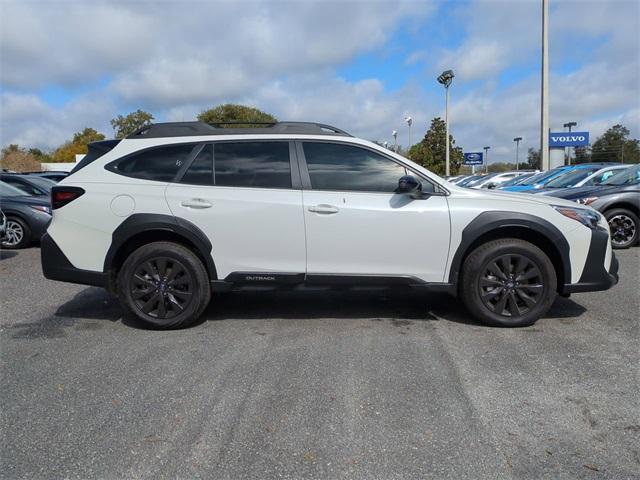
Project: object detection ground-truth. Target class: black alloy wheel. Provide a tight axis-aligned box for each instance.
[118,241,211,329]
[479,254,543,317]
[130,257,193,320]
[460,238,557,327]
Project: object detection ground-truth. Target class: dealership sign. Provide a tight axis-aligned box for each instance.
[549,131,590,147]
[463,152,483,165]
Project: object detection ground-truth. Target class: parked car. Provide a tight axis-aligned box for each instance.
[0,181,52,248]
[0,209,6,243]
[0,173,56,196]
[41,121,618,329]
[499,164,612,193]
[499,165,577,192]
[535,164,626,194]
[24,171,70,182]
[449,175,471,185]
[474,171,537,189]
[497,172,538,188]
[456,174,486,187]
[546,165,640,249]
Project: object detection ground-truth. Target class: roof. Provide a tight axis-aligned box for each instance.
[127,121,352,139]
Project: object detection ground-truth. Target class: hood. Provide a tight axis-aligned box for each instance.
[544,185,619,200]
[499,184,543,193]
[451,184,581,209]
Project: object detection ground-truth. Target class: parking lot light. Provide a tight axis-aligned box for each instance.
[513,137,523,171]
[437,69,455,176]
[484,146,491,174]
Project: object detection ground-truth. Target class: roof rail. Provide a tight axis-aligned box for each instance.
[127,121,352,139]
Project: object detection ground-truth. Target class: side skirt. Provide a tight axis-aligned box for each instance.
[211,272,455,294]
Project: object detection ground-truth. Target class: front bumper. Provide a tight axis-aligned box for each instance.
[561,227,619,294]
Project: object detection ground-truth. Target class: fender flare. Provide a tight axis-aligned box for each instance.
[103,213,217,279]
[447,211,571,285]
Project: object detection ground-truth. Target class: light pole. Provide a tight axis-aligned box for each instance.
[392,130,398,153]
[404,117,412,149]
[513,137,523,171]
[564,121,577,165]
[437,69,455,176]
[483,146,490,174]
[540,0,550,170]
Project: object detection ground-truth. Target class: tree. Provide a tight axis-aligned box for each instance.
[51,127,106,163]
[526,148,540,169]
[0,145,41,172]
[573,146,591,164]
[488,162,514,173]
[110,110,154,138]
[591,124,639,164]
[197,104,277,127]
[407,117,463,175]
[28,148,52,163]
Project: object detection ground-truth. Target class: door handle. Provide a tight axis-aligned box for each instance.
[180,199,212,209]
[308,204,339,214]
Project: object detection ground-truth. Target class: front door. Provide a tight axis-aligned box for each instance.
[299,141,451,283]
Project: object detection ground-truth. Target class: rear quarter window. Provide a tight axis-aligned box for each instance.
[108,144,198,182]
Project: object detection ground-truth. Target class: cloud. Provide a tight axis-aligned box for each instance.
[0,0,638,165]
[1,92,114,149]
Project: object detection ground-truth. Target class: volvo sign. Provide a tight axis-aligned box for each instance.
[463,152,483,165]
[549,131,590,147]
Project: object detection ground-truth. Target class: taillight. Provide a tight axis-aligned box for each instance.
[52,187,85,210]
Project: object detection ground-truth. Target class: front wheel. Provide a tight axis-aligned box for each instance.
[118,242,211,329]
[460,239,557,327]
[604,208,638,249]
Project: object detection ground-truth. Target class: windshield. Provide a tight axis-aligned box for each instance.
[24,175,56,192]
[544,167,599,188]
[501,173,534,187]
[516,169,565,186]
[458,175,483,186]
[601,165,640,186]
[0,181,29,197]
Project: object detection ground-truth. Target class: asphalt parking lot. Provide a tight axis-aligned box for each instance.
[1,247,638,480]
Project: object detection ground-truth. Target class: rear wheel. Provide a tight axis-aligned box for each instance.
[118,242,211,329]
[461,239,557,327]
[604,208,638,249]
[1,217,31,249]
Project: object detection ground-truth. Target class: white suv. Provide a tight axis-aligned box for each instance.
[41,122,618,329]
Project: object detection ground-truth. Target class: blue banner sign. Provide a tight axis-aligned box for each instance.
[549,131,589,147]
[463,152,483,165]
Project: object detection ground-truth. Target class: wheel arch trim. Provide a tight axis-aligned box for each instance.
[104,213,217,280]
[447,211,571,288]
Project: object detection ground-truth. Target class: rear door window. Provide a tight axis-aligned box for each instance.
[181,145,213,185]
[214,142,291,189]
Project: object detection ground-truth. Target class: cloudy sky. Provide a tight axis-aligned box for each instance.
[1,0,638,163]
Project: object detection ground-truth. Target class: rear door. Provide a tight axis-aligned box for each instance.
[298,141,451,283]
[165,141,306,280]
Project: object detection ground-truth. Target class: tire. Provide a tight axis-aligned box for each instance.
[117,241,211,329]
[460,239,557,327]
[604,208,638,249]
[1,216,31,249]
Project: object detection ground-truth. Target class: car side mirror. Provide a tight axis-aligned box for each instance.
[485,182,497,189]
[396,175,423,198]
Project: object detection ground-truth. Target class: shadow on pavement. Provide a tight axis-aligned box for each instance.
[0,250,18,260]
[10,286,588,337]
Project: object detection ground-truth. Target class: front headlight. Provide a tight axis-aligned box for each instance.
[552,205,600,229]
[575,196,599,206]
